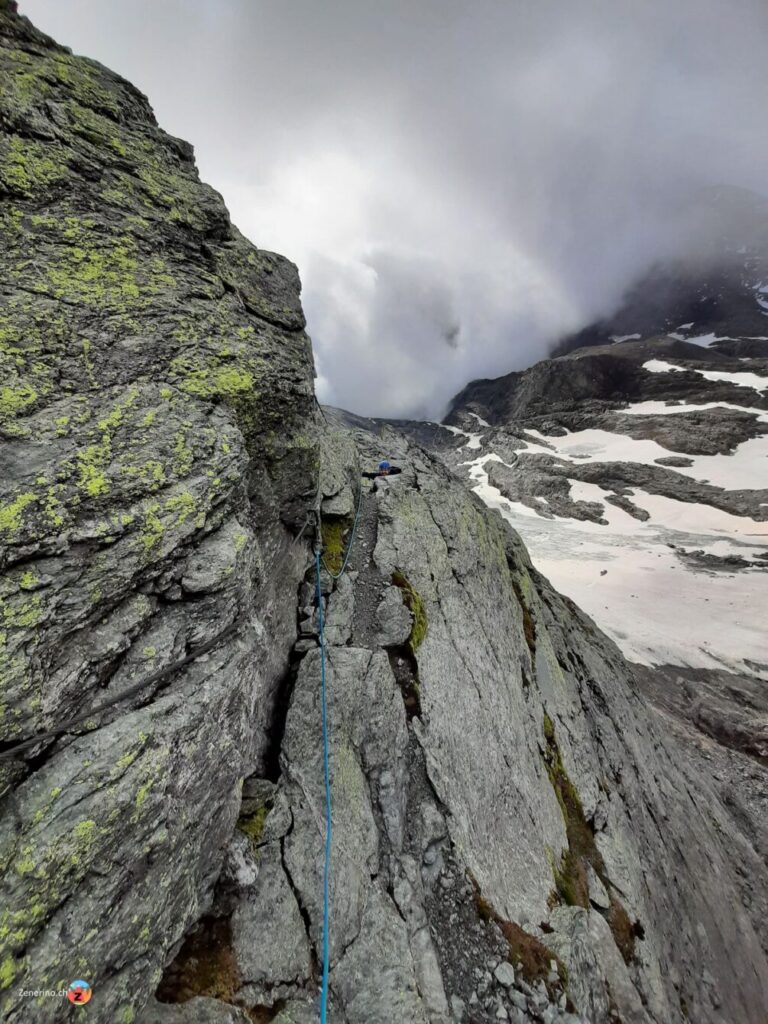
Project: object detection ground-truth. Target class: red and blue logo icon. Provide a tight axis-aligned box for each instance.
[67,980,92,1005]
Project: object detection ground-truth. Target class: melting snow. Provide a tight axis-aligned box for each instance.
[695,368,768,392]
[684,333,718,347]
[445,424,484,450]
[468,411,491,428]
[643,359,768,393]
[523,424,768,491]
[622,399,768,418]
[463,430,768,673]
[644,359,686,374]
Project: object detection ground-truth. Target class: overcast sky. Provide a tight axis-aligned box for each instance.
[22,0,768,418]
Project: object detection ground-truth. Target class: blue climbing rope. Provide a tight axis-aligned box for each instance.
[315,549,332,1023]
[314,481,364,1020]
[321,482,364,580]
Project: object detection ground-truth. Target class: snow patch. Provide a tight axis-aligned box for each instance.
[465,444,768,673]
[622,399,768,419]
[643,359,686,374]
[642,359,768,393]
[445,424,484,450]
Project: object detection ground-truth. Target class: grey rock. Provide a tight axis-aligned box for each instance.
[586,863,611,910]
[331,889,429,1024]
[0,8,317,1021]
[375,585,413,646]
[450,995,466,1021]
[139,998,252,1024]
[547,907,650,1024]
[240,777,277,817]
[230,842,311,992]
[320,429,360,518]
[509,989,528,1011]
[494,962,516,988]
[324,572,355,646]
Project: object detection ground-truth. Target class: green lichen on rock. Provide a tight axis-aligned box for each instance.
[392,570,428,651]
[321,515,352,575]
[0,135,67,197]
[0,3,317,1018]
[237,804,269,847]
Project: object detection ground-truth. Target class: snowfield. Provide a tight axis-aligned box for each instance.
[523,423,768,490]
[462,422,768,675]
[643,359,768,393]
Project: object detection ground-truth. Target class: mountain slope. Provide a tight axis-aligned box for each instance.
[150,421,768,1024]
[434,337,768,676]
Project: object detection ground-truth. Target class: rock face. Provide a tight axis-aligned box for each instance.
[181,423,767,1024]
[0,4,316,1021]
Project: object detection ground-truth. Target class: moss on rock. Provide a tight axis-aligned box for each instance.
[542,714,639,964]
[392,570,428,651]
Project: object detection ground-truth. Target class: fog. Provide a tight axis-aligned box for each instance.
[22,0,768,417]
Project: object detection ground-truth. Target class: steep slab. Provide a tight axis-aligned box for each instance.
[0,4,316,1021]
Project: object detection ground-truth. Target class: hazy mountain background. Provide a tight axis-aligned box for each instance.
[22,0,768,416]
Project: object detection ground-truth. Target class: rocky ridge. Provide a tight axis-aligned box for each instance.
[142,421,768,1024]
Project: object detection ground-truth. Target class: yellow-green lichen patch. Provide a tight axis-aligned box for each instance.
[0,136,67,198]
[321,515,352,575]
[0,492,37,537]
[237,804,269,847]
[139,502,164,554]
[165,491,199,527]
[392,571,428,651]
[0,380,37,420]
[42,233,142,308]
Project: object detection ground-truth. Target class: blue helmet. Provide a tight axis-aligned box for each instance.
[378,460,391,471]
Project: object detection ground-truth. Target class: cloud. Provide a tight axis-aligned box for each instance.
[21,0,768,417]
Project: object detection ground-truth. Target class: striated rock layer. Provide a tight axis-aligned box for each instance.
[0,3,316,1021]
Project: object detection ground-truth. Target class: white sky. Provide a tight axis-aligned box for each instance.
[20,0,768,417]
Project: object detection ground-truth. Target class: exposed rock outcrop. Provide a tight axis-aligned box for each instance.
[180,424,768,1024]
[0,4,316,1020]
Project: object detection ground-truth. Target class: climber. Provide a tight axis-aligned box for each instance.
[362,459,403,494]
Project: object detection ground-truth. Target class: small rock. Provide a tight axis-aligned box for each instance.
[495,1006,509,1020]
[450,995,466,1021]
[494,962,516,988]
[509,989,527,1011]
